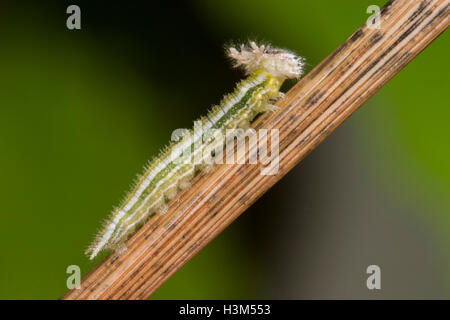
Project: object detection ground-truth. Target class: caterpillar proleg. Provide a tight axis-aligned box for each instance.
[86,41,304,259]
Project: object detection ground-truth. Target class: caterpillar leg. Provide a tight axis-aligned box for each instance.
[179,179,192,190]
[113,242,127,256]
[237,119,251,130]
[267,91,285,106]
[275,91,285,100]
[201,163,214,174]
[157,203,169,215]
[259,103,280,113]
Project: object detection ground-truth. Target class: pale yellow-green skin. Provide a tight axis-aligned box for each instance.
[86,69,284,259]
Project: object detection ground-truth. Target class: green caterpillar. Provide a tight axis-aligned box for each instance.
[86,41,304,259]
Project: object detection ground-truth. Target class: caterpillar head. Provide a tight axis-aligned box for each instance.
[228,41,304,80]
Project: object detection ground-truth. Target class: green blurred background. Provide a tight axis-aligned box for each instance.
[0,1,449,299]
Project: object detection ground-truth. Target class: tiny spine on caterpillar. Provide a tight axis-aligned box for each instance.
[86,41,305,260]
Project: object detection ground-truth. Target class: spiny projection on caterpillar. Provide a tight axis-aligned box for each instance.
[86,41,305,259]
